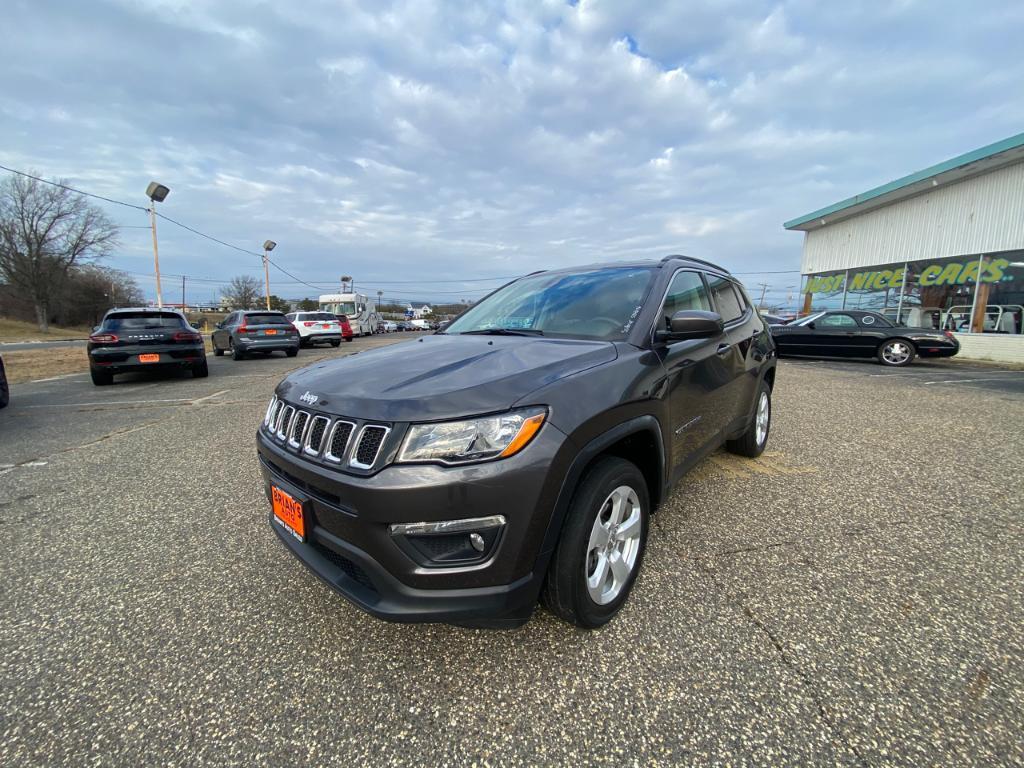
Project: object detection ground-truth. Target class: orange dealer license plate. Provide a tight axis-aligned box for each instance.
[272,486,305,542]
[264,329,278,335]
[138,353,159,363]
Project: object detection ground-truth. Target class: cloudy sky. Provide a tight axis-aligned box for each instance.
[3,0,1022,307]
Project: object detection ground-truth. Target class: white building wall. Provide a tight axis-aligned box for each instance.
[801,161,1024,274]
[952,333,1024,364]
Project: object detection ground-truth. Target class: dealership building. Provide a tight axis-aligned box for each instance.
[784,132,1024,362]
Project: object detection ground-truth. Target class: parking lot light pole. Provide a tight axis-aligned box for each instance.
[263,240,277,310]
[145,182,170,308]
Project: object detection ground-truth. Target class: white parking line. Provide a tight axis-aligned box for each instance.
[191,389,230,404]
[923,377,1020,385]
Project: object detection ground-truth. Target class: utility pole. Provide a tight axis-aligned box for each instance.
[145,182,170,308]
[756,283,769,309]
[181,275,186,311]
[263,240,277,310]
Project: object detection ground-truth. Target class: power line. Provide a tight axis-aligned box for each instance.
[0,163,149,211]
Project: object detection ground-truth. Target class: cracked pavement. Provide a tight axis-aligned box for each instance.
[1,344,1022,766]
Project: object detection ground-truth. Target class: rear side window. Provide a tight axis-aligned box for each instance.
[707,276,744,323]
[245,313,291,325]
[104,312,185,330]
[660,271,711,329]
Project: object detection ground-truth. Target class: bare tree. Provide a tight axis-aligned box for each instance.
[0,172,119,331]
[221,274,263,309]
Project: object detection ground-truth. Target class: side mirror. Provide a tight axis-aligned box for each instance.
[805,321,815,330]
[658,310,724,342]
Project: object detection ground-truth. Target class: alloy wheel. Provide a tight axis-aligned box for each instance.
[882,341,911,365]
[755,391,770,446]
[585,485,643,605]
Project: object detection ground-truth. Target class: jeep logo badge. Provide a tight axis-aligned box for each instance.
[299,391,319,405]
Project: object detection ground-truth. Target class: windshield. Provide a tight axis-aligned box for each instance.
[790,312,826,327]
[104,312,185,330]
[321,302,357,315]
[445,266,655,340]
[245,313,290,325]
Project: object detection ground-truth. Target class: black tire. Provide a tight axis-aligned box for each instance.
[877,338,915,367]
[345,337,354,343]
[299,338,308,348]
[0,364,8,409]
[90,367,113,386]
[726,380,771,458]
[230,339,244,361]
[192,359,209,378]
[330,340,341,348]
[212,340,224,357]
[286,347,298,358]
[542,456,649,629]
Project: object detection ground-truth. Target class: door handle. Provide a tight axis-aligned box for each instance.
[716,343,731,355]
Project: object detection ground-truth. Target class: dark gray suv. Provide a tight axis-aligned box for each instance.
[257,256,777,628]
[212,310,300,360]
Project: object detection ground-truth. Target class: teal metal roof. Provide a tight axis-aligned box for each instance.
[784,131,1024,230]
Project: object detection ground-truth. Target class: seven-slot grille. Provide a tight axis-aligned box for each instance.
[264,396,389,470]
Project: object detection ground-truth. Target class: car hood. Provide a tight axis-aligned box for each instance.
[278,334,617,422]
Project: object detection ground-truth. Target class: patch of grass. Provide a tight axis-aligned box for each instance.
[0,317,93,342]
[2,347,89,384]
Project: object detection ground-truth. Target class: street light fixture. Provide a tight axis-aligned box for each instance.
[146,181,170,307]
[377,290,383,310]
[262,240,277,310]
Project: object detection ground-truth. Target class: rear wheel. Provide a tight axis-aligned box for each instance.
[0,363,9,408]
[330,340,341,347]
[542,456,648,628]
[192,359,209,378]
[878,338,915,367]
[230,339,244,361]
[90,367,113,386]
[286,347,298,358]
[726,381,771,458]
[345,337,354,343]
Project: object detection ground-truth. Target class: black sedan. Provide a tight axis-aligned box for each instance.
[769,310,960,366]
[88,308,208,385]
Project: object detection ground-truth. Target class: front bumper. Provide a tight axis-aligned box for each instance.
[256,421,568,626]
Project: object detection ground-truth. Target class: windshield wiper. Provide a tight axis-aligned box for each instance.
[460,328,544,336]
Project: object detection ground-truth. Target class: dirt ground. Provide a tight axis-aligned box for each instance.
[0,317,92,343]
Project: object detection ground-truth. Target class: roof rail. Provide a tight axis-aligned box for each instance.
[660,254,731,274]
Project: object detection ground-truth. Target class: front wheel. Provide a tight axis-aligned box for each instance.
[726,380,771,458]
[230,339,244,361]
[878,338,915,367]
[212,339,224,356]
[542,457,648,629]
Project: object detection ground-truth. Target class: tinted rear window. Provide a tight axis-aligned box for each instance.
[104,312,185,330]
[245,313,291,325]
[298,313,337,321]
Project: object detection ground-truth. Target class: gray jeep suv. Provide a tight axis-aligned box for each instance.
[256,256,777,628]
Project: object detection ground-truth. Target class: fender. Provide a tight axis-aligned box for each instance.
[536,415,666,561]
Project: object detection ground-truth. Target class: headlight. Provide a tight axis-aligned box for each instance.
[397,407,546,465]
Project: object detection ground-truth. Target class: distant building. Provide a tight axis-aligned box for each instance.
[784,132,1024,362]
[406,303,432,319]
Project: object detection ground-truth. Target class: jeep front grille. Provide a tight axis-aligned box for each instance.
[352,425,389,469]
[262,396,389,471]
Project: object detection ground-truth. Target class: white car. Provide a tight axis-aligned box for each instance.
[380,321,398,332]
[285,312,343,347]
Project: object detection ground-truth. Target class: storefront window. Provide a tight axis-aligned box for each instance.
[801,250,1024,334]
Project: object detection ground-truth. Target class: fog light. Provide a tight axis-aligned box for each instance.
[389,516,505,567]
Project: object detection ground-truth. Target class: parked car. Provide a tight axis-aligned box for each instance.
[0,354,8,408]
[212,310,300,360]
[286,311,344,348]
[760,313,790,325]
[396,321,412,332]
[87,308,207,386]
[257,256,776,629]
[380,321,399,333]
[769,309,959,366]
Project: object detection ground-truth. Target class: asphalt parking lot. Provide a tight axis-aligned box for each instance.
[1,343,1022,766]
